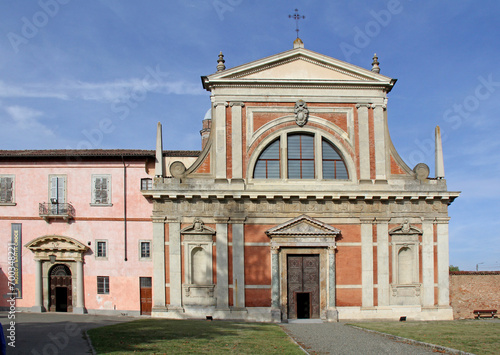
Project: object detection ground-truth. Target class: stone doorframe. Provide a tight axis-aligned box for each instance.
[25,235,89,314]
[266,215,340,322]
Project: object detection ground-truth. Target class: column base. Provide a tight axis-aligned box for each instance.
[31,305,46,313]
[271,308,281,323]
[327,308,339,322]
[73,307,87,314]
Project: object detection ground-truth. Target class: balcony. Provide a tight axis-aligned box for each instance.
[39,202,75,222]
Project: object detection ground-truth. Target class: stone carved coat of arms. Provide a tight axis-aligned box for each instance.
[294,100,309,127]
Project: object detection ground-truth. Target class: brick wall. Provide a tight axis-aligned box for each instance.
[449,271,500,319]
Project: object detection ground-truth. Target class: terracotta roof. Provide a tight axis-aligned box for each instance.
[0,149,200,159]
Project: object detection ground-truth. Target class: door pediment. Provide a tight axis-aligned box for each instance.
[25,235,89,262]
[266,215,340,238]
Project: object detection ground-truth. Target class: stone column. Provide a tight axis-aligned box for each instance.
[436,218,450,306]
[422,220,435,307]
[230,102,244,182]
[31,258,44,312]
[356,104,371,182]
[327,245,338,321]
[169,218,182,310]
[361,218,374,308]
[372,104,387,182]
[271,246,280,322]
[152,216,167,312]
[74,259,86,314]
[215,218,229,310]
[376,218,390,306]
[214,102,228,182]
[231,218,246,309]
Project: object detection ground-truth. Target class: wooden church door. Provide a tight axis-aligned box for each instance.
[49,264,73,312]
[287,255,320,319]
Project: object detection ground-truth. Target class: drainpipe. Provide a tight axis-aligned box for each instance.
[122,156,128,261]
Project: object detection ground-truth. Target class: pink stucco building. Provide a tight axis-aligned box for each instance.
[0,149,197,315]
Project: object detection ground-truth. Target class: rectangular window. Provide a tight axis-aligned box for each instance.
[140,241,151,259]
[49,175,67,215]
[141,178,152,190]
[0,175,14,204]
[97,276,109,294]
[96,240,107,258]
[92,175,111,205]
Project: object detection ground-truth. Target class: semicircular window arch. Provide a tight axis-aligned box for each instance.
[252,133,349,180]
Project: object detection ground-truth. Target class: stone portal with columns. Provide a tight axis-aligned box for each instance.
[25,235,89,314]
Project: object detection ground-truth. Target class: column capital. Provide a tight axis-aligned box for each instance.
[229,217,246,224]
[152,216,166,223]
[328,244,337,252]
[360,217,375,223]
[435,217,451,224]
[166,216,179,223]
[271,245,280,254]
[371,103,387,109]
[229,102,245,107]
[374,217,391,223]
[214,101,229,108]
[214,216,230,224]
[355,103,371,109]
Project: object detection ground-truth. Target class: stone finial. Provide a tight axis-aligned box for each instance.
[371,53,380,73]
[435,126,445,179]
[293,37,304,49]
[216,51,226,72]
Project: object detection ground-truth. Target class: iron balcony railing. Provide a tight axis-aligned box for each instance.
[39,202,75,220]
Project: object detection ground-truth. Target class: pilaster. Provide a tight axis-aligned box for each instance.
[360,218,374,308]
[356,104,371,182]
[270,246,280,322]
[436,217,450,306]
[327,245,338,321]
[422,219,435,307]
[375,218,390,306]
[230,102,244,182]
[214,102,228,181]
[152,216,167,311]
[372,104,387,182]
[230,217,246,309]
[215,217,229,310]
[168,217,182,309]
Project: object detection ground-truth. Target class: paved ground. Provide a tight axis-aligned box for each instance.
[0,312,137,355]
[0,312,460,355]
[281,322,443,355]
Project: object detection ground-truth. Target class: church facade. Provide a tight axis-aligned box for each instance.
[144,39,459,322]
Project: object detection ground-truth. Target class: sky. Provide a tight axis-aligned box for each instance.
[0,0,499,271]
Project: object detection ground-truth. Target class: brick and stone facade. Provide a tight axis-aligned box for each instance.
[143,40,460,322]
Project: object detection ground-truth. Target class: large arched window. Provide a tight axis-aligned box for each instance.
[253,133,349,180]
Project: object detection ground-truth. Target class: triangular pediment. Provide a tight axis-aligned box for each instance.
[203,48,395,90]
[266,215,341,237]
[25,235,88,252]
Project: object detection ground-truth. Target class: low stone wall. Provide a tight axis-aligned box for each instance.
[449,271,500,319]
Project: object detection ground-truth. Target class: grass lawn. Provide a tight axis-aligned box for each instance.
[87,318,303,354]
[349,320,500,355]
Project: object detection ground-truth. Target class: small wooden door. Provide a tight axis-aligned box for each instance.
[49,264,72,312]
[140,277,152,315]
[287,255,320,319]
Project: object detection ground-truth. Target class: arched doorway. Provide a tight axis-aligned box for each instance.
[49,264,73,312]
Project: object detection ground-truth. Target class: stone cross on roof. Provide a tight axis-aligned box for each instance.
[289,9,305,39]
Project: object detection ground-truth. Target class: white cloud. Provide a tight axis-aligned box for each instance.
[0,77,204,103]
[5,105,54,137]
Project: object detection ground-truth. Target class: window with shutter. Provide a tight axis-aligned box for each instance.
[97,276,109,294]
[92,175,111,205]
[0,176,14,203]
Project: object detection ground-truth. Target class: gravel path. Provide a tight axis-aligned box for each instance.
[281,322,442,355]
